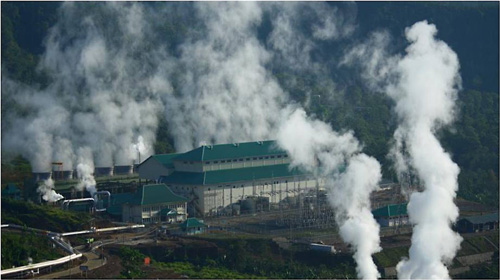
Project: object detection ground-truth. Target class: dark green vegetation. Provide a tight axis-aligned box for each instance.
[1,198,91,232]
[118,238,356,279]
[1,231,65,269]
[1,2,498,207]
[373,231,499,279]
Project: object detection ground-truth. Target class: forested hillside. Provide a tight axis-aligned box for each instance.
[1,2,498,206]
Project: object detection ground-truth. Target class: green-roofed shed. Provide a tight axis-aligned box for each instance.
[372,203,409,227]
[180,218,207,235]
[2,183,21,200]
[457,211,499,233]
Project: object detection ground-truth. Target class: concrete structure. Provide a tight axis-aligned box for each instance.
[94,167,113,177]
[118,184,188,224]
[137,140,327,217]
[372,203,409,227]
[457,211,499,233]
[114,165,134,175]
[32,172,52,182]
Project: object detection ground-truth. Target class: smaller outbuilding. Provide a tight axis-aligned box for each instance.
[180,218,207,235]
[107,183,188,224]
[456,211,499,233]
[372,203,409,227]
[2,183,21,200]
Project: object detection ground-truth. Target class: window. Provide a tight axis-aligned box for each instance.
[270,156,275,159]
[183,161,187,164]
[246,158,251,161]
[258,157,263,160]
[239,158,244,162]
[253,157,257,160]
[233,186,235,189]
[208,188,211,191]
[284,155,288,158]
[221,160,226,163]
[264,156,269,159]
[232,159,237,162]
[214,161,219,163]
[205,161,211,164]
[277,155,282,158]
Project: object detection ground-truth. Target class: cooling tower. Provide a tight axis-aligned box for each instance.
[32,172,52,181]
[114,165,133,175]
[94,167,114,177]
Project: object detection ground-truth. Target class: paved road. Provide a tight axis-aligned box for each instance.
[37,251,105,279]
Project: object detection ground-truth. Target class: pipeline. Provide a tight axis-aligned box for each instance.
[61,198,95,210]
[93,191,111,212]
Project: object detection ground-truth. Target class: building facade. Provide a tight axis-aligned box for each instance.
[372,203,409,227]
[137,141,327,217]
[119,184,188,224]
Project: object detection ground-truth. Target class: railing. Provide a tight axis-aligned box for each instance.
[0,253,82,276]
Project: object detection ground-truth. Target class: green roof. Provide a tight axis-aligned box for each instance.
[2,183,21,195]
[159,164,307,186]
[180,218,207,229]
[174,140,286,162]
[372,203,408,217]
[461,211,499,224]
[136,184,188,205]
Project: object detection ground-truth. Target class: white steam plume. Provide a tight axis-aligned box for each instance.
[277,108,382,279]
[2,2,168,173]
[389,21,463,279]
[341,20,464,279]
[37,178,64,202]
[76,163,97,197]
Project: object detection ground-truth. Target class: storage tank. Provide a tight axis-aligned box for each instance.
[94,167,114,177]
[114,165,133,175]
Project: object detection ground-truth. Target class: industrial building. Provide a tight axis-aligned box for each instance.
[371,203,409,227]
[137,140,326,217]
[456,211,499,233]
[107,184,188,224]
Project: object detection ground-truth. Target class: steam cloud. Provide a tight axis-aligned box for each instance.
[37,178,64,202]
[342,20,463,279]
[277,108,382,279]
[390,21,463,279]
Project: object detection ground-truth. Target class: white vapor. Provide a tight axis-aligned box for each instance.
[390,21,463,279]
[75,163,97,197]
[277,108,382,279]
[163,2,288,152]
[341,20,463,279]
[37,178,64,202]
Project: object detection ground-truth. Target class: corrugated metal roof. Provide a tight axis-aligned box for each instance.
[173,140,286,162]
[461,211,499,224]
[138,184,188,205]
[372,203,408,217]
[159,164,307,186]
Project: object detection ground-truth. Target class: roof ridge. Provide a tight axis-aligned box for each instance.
[201,145,205,161]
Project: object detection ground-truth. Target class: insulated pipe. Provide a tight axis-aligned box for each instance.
[61,198,95,210]
[93,191,111,211]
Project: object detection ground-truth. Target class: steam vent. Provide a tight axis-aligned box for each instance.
[94,167,114,177]
[114,165,134,175]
